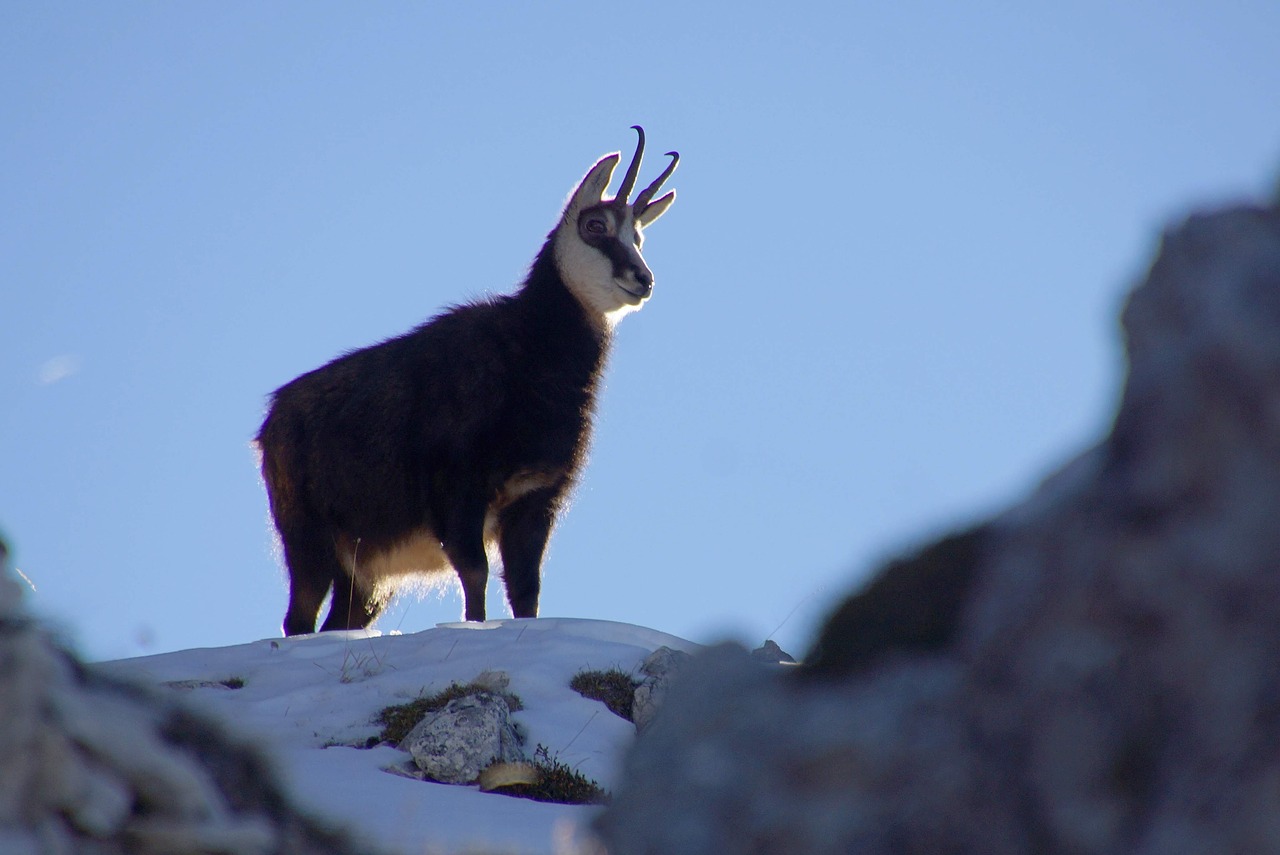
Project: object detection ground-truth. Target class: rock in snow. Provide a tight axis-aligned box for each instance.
[400,691,526,784]
[631,646,691,733]
[596,201,1280,854]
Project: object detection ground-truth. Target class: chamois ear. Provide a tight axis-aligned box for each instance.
[636,190,676,227]
[564,153,621,219]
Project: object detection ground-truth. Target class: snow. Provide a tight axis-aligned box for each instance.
[99,618,700,855]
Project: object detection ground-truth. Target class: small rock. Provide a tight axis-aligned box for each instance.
[640,646,690,679]
[470,670,510,693]
[400,692,525,784]
[750,640,796,664]
[632,646,691,733]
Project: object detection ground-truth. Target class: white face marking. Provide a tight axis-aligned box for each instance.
[551,142,676,331]
[554,205,652,329]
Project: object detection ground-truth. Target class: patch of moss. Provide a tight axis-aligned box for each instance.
[570,668,640,722]
[374,681,524,746]
[220,677,246,690]
[486,745,610,805]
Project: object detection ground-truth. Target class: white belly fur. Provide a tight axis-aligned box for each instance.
[333,468,566,604]
[338,529,453,604]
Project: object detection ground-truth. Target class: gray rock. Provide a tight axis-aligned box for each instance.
[400,692,525,784]
[469,669,510,694]
[0,539,362,854]
[631,646,691,733]
[597,202,1280,855]
[749,640,796,664]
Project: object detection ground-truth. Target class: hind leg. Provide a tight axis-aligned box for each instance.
[284,572,330,636]
[319,568,385,631]
[280,530,339,636]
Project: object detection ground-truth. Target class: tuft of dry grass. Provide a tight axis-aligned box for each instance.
[570,668,641,722]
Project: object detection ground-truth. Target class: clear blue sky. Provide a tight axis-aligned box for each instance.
[4,2,1278,662]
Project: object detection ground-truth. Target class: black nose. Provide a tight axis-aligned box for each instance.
[634,267,653,289]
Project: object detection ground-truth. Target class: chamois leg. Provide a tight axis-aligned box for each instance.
[284,573,330,636]
[319,568,384,632]
[441,501,490,621]
[497,489,557,619]
[280,528,339,636]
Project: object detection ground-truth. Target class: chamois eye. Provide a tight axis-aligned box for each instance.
[583,217,607,236]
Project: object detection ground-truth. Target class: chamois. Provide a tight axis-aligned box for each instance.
[257,127,678,636]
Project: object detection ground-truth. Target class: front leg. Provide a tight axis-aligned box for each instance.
[497,488,559,618]
[440,498,491,622]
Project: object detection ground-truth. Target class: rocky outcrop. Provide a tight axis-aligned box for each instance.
[749,640,796,664]
[596,201,1280,855]
[0,541,362,855]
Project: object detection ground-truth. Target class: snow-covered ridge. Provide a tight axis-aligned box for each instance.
[99,619,700,855]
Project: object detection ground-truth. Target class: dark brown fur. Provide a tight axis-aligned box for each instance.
[258,239,610,635]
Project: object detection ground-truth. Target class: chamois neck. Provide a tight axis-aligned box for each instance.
[522,236,616,345]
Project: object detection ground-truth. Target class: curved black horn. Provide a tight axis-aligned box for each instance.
[616,125,646,203]
[633,151,680,212]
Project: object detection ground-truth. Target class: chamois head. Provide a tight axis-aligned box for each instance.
[553,126,679,326]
